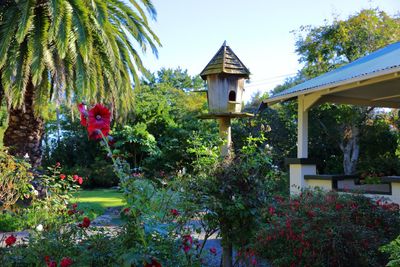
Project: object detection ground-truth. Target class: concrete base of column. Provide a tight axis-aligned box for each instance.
[286,158,316,195]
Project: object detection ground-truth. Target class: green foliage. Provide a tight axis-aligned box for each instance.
[235,100,297,169]
[183,134,287,249]
[0,211,23,232]
[380,235,400,267]
[0,0,160,117]
[43,68,212,186]
[254,190,400,266]
[294,9,400,77]
[261,9,400,174]
[42,108,118,188]
[0,147,34,210]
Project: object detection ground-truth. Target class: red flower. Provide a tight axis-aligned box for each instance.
[77,177,83,185]
[144,259,162,267]
[335,203,344,211]
[268,206,275,216]
[306,210,315,218]
[182,235,193,253]
[60,174,66,180]
[47,261,57,267]
[123,207,130,215]
[73,175,79,181]
[55,162,61,168]
[210,247,217,255]
[274,195,284,203]
[60,257,73,267]
[5,235,16,246]
[72,203,78,209]
[79,217,91,228]
[67,210,75,216]
[78,103,88,126]
[87,104,111,140]
[170,209,179,216]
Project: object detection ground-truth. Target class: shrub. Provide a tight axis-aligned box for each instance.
[253,190,400,267]
[0,148,34,210]
[181,134,287,266]
[0,211,23,232]
[380,235,400,267]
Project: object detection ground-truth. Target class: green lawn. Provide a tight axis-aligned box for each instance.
[71,189,126,219]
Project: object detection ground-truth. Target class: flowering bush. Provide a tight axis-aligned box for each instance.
[1,102,223,266]
[182,134,286,265]
[253,189,400,266]
[0,148,34,210]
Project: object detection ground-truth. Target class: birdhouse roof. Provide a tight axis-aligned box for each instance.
[200,41,250,80]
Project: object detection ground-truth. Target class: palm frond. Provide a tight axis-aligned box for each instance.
[15,0,35,43]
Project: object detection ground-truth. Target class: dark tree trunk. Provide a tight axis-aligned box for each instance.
[3,79,44,167]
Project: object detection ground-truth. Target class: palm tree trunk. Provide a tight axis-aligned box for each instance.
[3,78,44,167]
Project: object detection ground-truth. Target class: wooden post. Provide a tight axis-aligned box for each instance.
[218,117,233,267]
[218,117,232,158]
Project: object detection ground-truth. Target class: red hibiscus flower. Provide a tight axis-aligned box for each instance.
[182,235,193,253]
[170,209,179,216]
[87,104,111,140]
[60,174,66,180]
[123,207,130,215]
[78,103,88,126]
[44,256,51,263]
[335,203,344,211]
[144,259,162,267]
[73,175,79,181]
[268,206,275,216]
[210,247,217,255]
[60,257,73,267]
[5,235,16,246]
[78,217,91,228]
[47,261,57,267]
[77,177,83,185]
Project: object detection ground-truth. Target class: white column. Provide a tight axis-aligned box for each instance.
[297,95,308,158]
[289,95,316,195]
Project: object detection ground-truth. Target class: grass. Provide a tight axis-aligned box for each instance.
[71,189,126,219]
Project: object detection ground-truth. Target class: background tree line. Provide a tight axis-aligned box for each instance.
[2,7,400,186]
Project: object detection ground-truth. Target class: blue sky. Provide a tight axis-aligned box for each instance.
[142,0,400,101]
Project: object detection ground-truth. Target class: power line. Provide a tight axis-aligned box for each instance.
[246,72,297,84]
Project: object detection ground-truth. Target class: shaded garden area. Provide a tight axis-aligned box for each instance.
[1,1,400,267]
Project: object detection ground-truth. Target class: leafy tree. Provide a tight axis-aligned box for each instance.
[265,9,400,174]
[44,68,214,181]
[0,0,160,166]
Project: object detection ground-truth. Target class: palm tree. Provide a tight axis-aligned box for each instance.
[0,0,160,166]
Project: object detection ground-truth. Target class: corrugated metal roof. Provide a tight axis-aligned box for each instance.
[267,41,400,103]
[200,41,250,80]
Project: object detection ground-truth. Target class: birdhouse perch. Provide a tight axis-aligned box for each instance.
[199,41,254,119]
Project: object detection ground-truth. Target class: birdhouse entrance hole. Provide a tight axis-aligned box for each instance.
[229,91,236,102]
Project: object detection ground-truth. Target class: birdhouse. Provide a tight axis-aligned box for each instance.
[200,41,251,117]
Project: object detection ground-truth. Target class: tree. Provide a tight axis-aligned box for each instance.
[0,0,160,166]
[287,9,400,174]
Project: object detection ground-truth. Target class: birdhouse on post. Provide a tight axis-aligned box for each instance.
[199,42,253,158]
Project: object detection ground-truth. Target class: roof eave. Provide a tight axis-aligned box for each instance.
[263,66,400,106]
